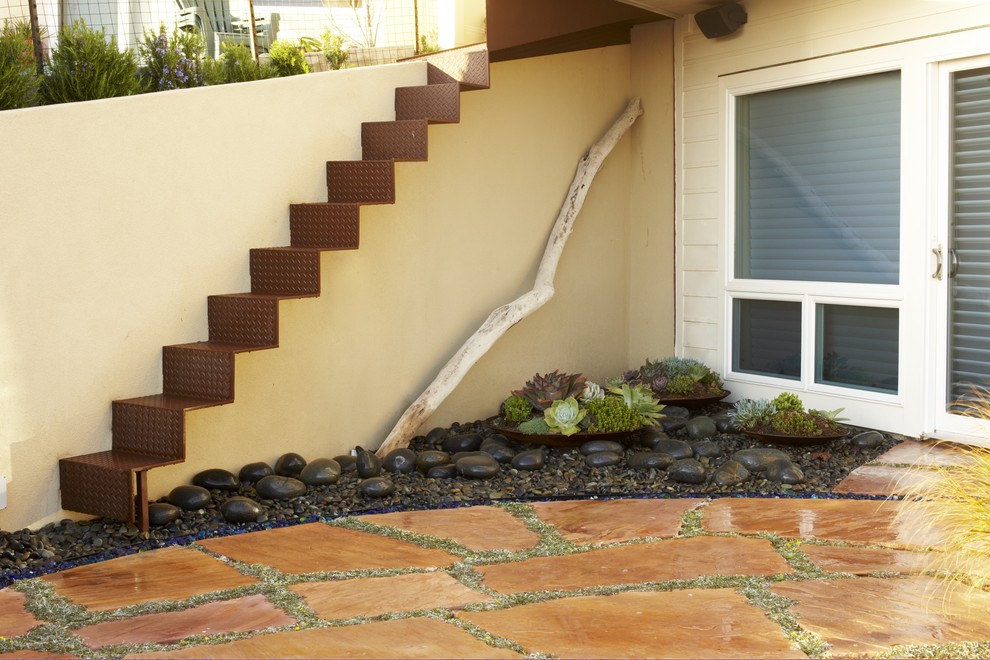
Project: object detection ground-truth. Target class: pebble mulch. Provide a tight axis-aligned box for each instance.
[0,404,899,587]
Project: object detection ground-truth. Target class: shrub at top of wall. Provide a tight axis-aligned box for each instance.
[40,20,140,105]
[0,20,40,110]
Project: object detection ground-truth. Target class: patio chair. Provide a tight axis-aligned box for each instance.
[176,0,280,58]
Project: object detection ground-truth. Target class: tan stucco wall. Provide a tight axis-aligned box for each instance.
[0,40,675,531]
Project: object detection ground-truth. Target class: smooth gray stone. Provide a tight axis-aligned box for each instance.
[442,432,484,453]
[580,440,624,455]
[425,427,448,445]
[585,451,622,468]
[299,458,342,486]
[731,448,790,473]
[193,468,239,491]
[713,459,750,487]
[651,438,694,460]
[220,497,262,523]
[685,416,718,440]
[692,440,722,458]
[274,452,307,477]
[456,455,500,479]
[416,450,450,472]
[333,455,357,473]
[712,413,738,433]
[168,485,211,511]
[382,448,418,474]
[359,477,395,498]
[851,430,884,448]
[481,443,516,463]
[148,502,181,526]
[481,434,511,448]
[511,449,545,471]
[660,417,687,433]
[766,458,805,484]
[426,464,459,479]
[662,406,691,419]
[238,462,273,484]
[638,427,669,448]
[627,452,675,470]
[255,475,306,500]
[355,448,382,478]
[668,458,707,484]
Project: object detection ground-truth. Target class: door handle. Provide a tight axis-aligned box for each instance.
[949,247,959,278]
[932,245,943,280]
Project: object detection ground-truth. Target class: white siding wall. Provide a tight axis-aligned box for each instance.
[676,0,990,434]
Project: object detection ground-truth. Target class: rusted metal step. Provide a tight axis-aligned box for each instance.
[395,82,461,123]
[289,203,361,249]
[163,342,257,402]
[250,247,323,296]
[207,293,281,347]
[361,119,429,161]
[326,160,396,205]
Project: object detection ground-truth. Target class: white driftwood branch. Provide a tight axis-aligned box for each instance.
[376,98,644,457]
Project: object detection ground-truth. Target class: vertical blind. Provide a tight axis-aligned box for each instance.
[950,68,990,402]
[735,71,901,284]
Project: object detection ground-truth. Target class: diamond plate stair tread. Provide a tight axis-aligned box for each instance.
[114,394,227,411]
[250,247,322,297]
[326,160,396,204]
[162,344,235,402]
[395,83,460,123]
[166,341,269,354]
[361,119,429,161]
[60,450,183,471]
[289,203,361,250]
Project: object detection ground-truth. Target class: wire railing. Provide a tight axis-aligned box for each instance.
[1,0,443,72]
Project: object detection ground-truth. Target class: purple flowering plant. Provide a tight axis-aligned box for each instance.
[139,24,206,92]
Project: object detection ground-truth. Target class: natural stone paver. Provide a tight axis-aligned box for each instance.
[357,505,539,552]
[126,617,522,658]
[42,547,257,611]
[460,589,804,658]
[0,588,42,638]
[530,498,702,544]
[75,594,295,649]
[198,523,459,574]
[702,497,945,548]
[874,440,974,467]
[477,536,791,594]
[772,576,990,656]
[802,544,931,575]
[834,464,944,496]
[290,571,494,619]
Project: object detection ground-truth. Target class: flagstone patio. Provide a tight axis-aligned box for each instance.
[0,439,987,658]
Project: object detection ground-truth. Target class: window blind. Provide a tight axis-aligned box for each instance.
[949,68,990,401]
[735,72,901,284]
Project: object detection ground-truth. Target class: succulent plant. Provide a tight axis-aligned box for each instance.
[665,374,697,396]
[584,396,643,433]
[501,395,534,424]
[543,397,586,436]
[517,416,551,435]
[580,381,606,404]
[728,398,777,431]
[630,357,724,397]
[513,371,588,411]
[607,383,665,426]
[810,407,848,424]
[771,410,822,436]
[771,392,804,413]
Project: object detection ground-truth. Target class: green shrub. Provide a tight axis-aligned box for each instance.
[501,395,533,424]
[0,20,40,109]
[584,396,643,433]
[204,42,273,84]
[40,20,139,104]
[771,392,804,413]
[267,39,309,77]
[139,23,206,91]
[418,31,440,54]
[665,374,696,396]
[321,28,348,70]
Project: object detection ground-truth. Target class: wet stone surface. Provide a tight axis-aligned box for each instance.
[0,404,899,583]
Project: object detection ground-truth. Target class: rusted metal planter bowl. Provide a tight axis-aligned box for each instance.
[654,390,730,410]
[484,416,636,449]
[742,427,849,447]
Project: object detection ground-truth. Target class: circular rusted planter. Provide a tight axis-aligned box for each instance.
[485,416,636,449]
[742,427,849,447]
[654,389,731,410]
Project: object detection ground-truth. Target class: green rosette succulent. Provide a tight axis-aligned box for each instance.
[607,383,665,426]
[543,397,587,436]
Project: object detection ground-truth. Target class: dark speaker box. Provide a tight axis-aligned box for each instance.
[695,3,748,39]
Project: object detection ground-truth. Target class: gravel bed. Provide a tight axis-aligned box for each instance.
[0,405,900,587]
